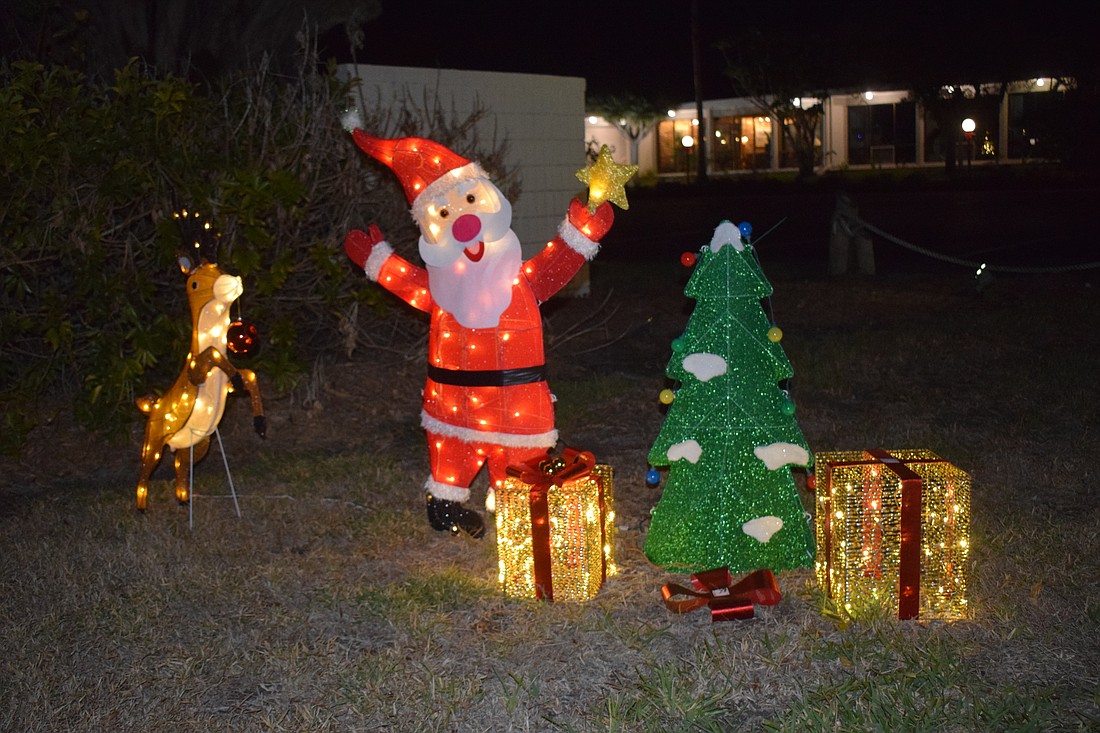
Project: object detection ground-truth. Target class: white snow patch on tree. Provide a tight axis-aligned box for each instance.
[667,440,703,464]
[742,515,784,543]
[710,220,745,252]
[682,352,727,382]
[754,442,810,470]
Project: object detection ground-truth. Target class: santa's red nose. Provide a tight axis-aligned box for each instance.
[451,214,481,243]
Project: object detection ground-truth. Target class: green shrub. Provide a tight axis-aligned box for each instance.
[0,55,515,453]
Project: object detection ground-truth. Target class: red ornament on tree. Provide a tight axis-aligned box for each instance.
[680,251,697,267]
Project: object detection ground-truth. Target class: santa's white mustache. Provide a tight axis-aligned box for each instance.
[419,216,513,268]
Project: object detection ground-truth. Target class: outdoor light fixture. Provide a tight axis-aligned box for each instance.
[960,118,977,168]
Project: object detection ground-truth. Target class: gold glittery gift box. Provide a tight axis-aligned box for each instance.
[813,449,970,620]
[495,450,615,602]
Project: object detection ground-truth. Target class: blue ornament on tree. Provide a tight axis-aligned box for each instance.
[645,468,661,487]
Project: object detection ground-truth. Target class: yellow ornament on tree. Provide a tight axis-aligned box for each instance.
[576,144,638,212]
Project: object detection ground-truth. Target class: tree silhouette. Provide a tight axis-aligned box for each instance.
[718,27,827,179]
[0,0,378,81]
[585,92,669,171]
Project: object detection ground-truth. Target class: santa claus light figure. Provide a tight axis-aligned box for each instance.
[343,123,624,538]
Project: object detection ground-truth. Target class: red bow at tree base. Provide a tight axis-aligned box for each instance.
[661,567,782,622]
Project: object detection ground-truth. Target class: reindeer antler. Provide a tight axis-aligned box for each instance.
[173,207,221,265]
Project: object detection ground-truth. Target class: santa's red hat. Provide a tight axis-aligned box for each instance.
[348,127,490,222]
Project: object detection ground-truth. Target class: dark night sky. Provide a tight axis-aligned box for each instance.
[322,0,1092,102]
[326,0,716,101]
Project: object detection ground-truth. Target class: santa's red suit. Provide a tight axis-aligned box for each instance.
[344,130,614,537]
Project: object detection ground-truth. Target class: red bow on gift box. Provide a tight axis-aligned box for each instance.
[502,447,605,601]
[505,447,595,490]
[661,567,782,622]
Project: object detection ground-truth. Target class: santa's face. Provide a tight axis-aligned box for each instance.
[416,176,521,329]
[417,177,512,267]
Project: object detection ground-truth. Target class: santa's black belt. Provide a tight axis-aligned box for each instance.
[427,364,547,387]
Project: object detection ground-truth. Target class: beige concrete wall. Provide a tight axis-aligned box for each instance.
[338,64,587,257]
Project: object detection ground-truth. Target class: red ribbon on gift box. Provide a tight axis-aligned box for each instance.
[505,447,601,602]
[819,449,927,619]
[867,450,923,620]
[505,447,596,490]
[661,567,782,622]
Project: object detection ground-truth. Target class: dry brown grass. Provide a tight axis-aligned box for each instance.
[2,254,1098,732]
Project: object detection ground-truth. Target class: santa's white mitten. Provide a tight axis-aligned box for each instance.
[345,224,385,269]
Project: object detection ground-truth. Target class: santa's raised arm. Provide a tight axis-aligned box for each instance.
[343,129,619,538]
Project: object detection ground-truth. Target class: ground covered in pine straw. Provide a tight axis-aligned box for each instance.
[2,253,1098,732]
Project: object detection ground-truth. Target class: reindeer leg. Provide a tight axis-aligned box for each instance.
[137,452,158,511]
[137,425,165,511]
[174,437,211,505]
[189,346,230,385]
[234,368,266,438]
[172,448,188,506]
[204,351,265,439]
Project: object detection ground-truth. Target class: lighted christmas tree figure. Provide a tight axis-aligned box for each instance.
[645,220,814,574]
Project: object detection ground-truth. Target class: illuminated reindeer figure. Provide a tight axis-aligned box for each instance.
[135,209,266,510]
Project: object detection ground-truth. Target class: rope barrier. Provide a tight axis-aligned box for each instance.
[187,492,371,510]
[852,216,1100,274]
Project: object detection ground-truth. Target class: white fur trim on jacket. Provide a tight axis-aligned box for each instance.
[425,477,470,503]
[421,411,558,448]
[558,217,600,260]
[364,241,393,281]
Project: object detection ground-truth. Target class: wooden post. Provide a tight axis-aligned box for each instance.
[829,192,874,275]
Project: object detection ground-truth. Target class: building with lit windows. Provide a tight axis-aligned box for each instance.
[340,62,1073,256]
[584,78,1070,178]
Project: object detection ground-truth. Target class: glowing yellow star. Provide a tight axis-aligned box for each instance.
[575,144,638,212]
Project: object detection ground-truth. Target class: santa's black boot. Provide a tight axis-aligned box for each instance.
[426,494,485,539]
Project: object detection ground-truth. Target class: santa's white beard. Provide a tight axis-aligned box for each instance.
[426,230,522,329]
